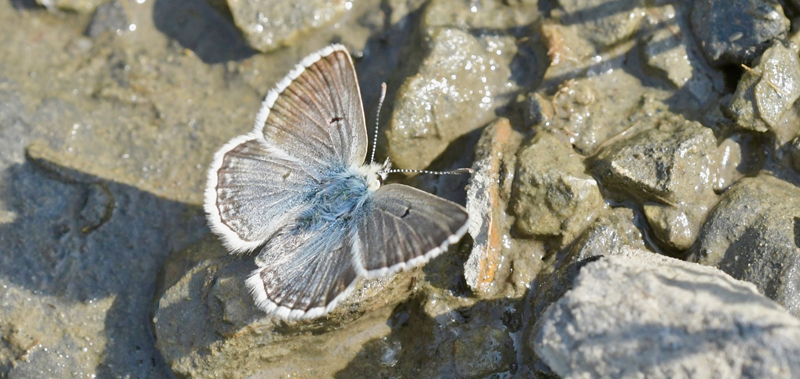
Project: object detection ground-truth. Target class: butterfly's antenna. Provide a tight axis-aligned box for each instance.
[370,83,388,165]
[386,168,474,175]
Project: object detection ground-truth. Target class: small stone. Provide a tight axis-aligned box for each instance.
[540,21,597,74]
[226,0,349,52]
[518,92,553,130]
[644,27,694,88]
[36,0,104,13]
[592,114,717,205]
[422,0,540,30]
[532,248,800,379]
[711,133,765,191]
[465,119,522,295]
[511,132,605,244]
[641,5,719,104]
[642,202,699,251]
[690,0,790,66]
[85,0,128,38]
[538,71,670,154]
[566,208,645,263]
[453,324,516,378]
[790,136,800,172]
[386,27,512,170]
[728,41,800,132]
[558,0,645,48]
[690,175,800,318]
[338,283,518,378]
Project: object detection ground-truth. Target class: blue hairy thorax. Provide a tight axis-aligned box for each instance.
[293,165,373,233]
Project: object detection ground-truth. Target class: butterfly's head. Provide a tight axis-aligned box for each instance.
[358,158,391,192]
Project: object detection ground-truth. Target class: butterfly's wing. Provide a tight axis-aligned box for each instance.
[356,184,469,278]
[205,135,321,253]
[206,44,367,252]
[244,184,469,319]
[246,222,361,320]
[253,44,368,169]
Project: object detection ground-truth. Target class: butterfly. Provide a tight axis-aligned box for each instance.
[204,44,469,320]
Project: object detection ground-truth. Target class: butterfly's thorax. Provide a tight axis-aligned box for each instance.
[293,164,379,231]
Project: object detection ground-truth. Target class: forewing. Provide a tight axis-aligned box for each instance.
[253,45,368,170]
[246,223,360,320]
[357,184,469,278]
[205,134,319,253]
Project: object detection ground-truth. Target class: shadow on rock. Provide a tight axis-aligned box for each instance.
[8,0,38,10]
[0,157,207,377]
[152,0,255,63]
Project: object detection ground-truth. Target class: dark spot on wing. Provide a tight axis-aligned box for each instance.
[330,116,343,125]
[400,207,410,218]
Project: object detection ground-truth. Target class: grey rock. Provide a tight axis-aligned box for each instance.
[226,0,348,53]
[593,114,718,250]
[386,27,513,170]
[690,0,790,66]
[566,208,645,263]
[728,41,800,132]
[511,132,606,245]
[532,248,800,379]
[558,0,645,48]
[154,236,425,378]
[85,0,128,38]
[689,175,800,318]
